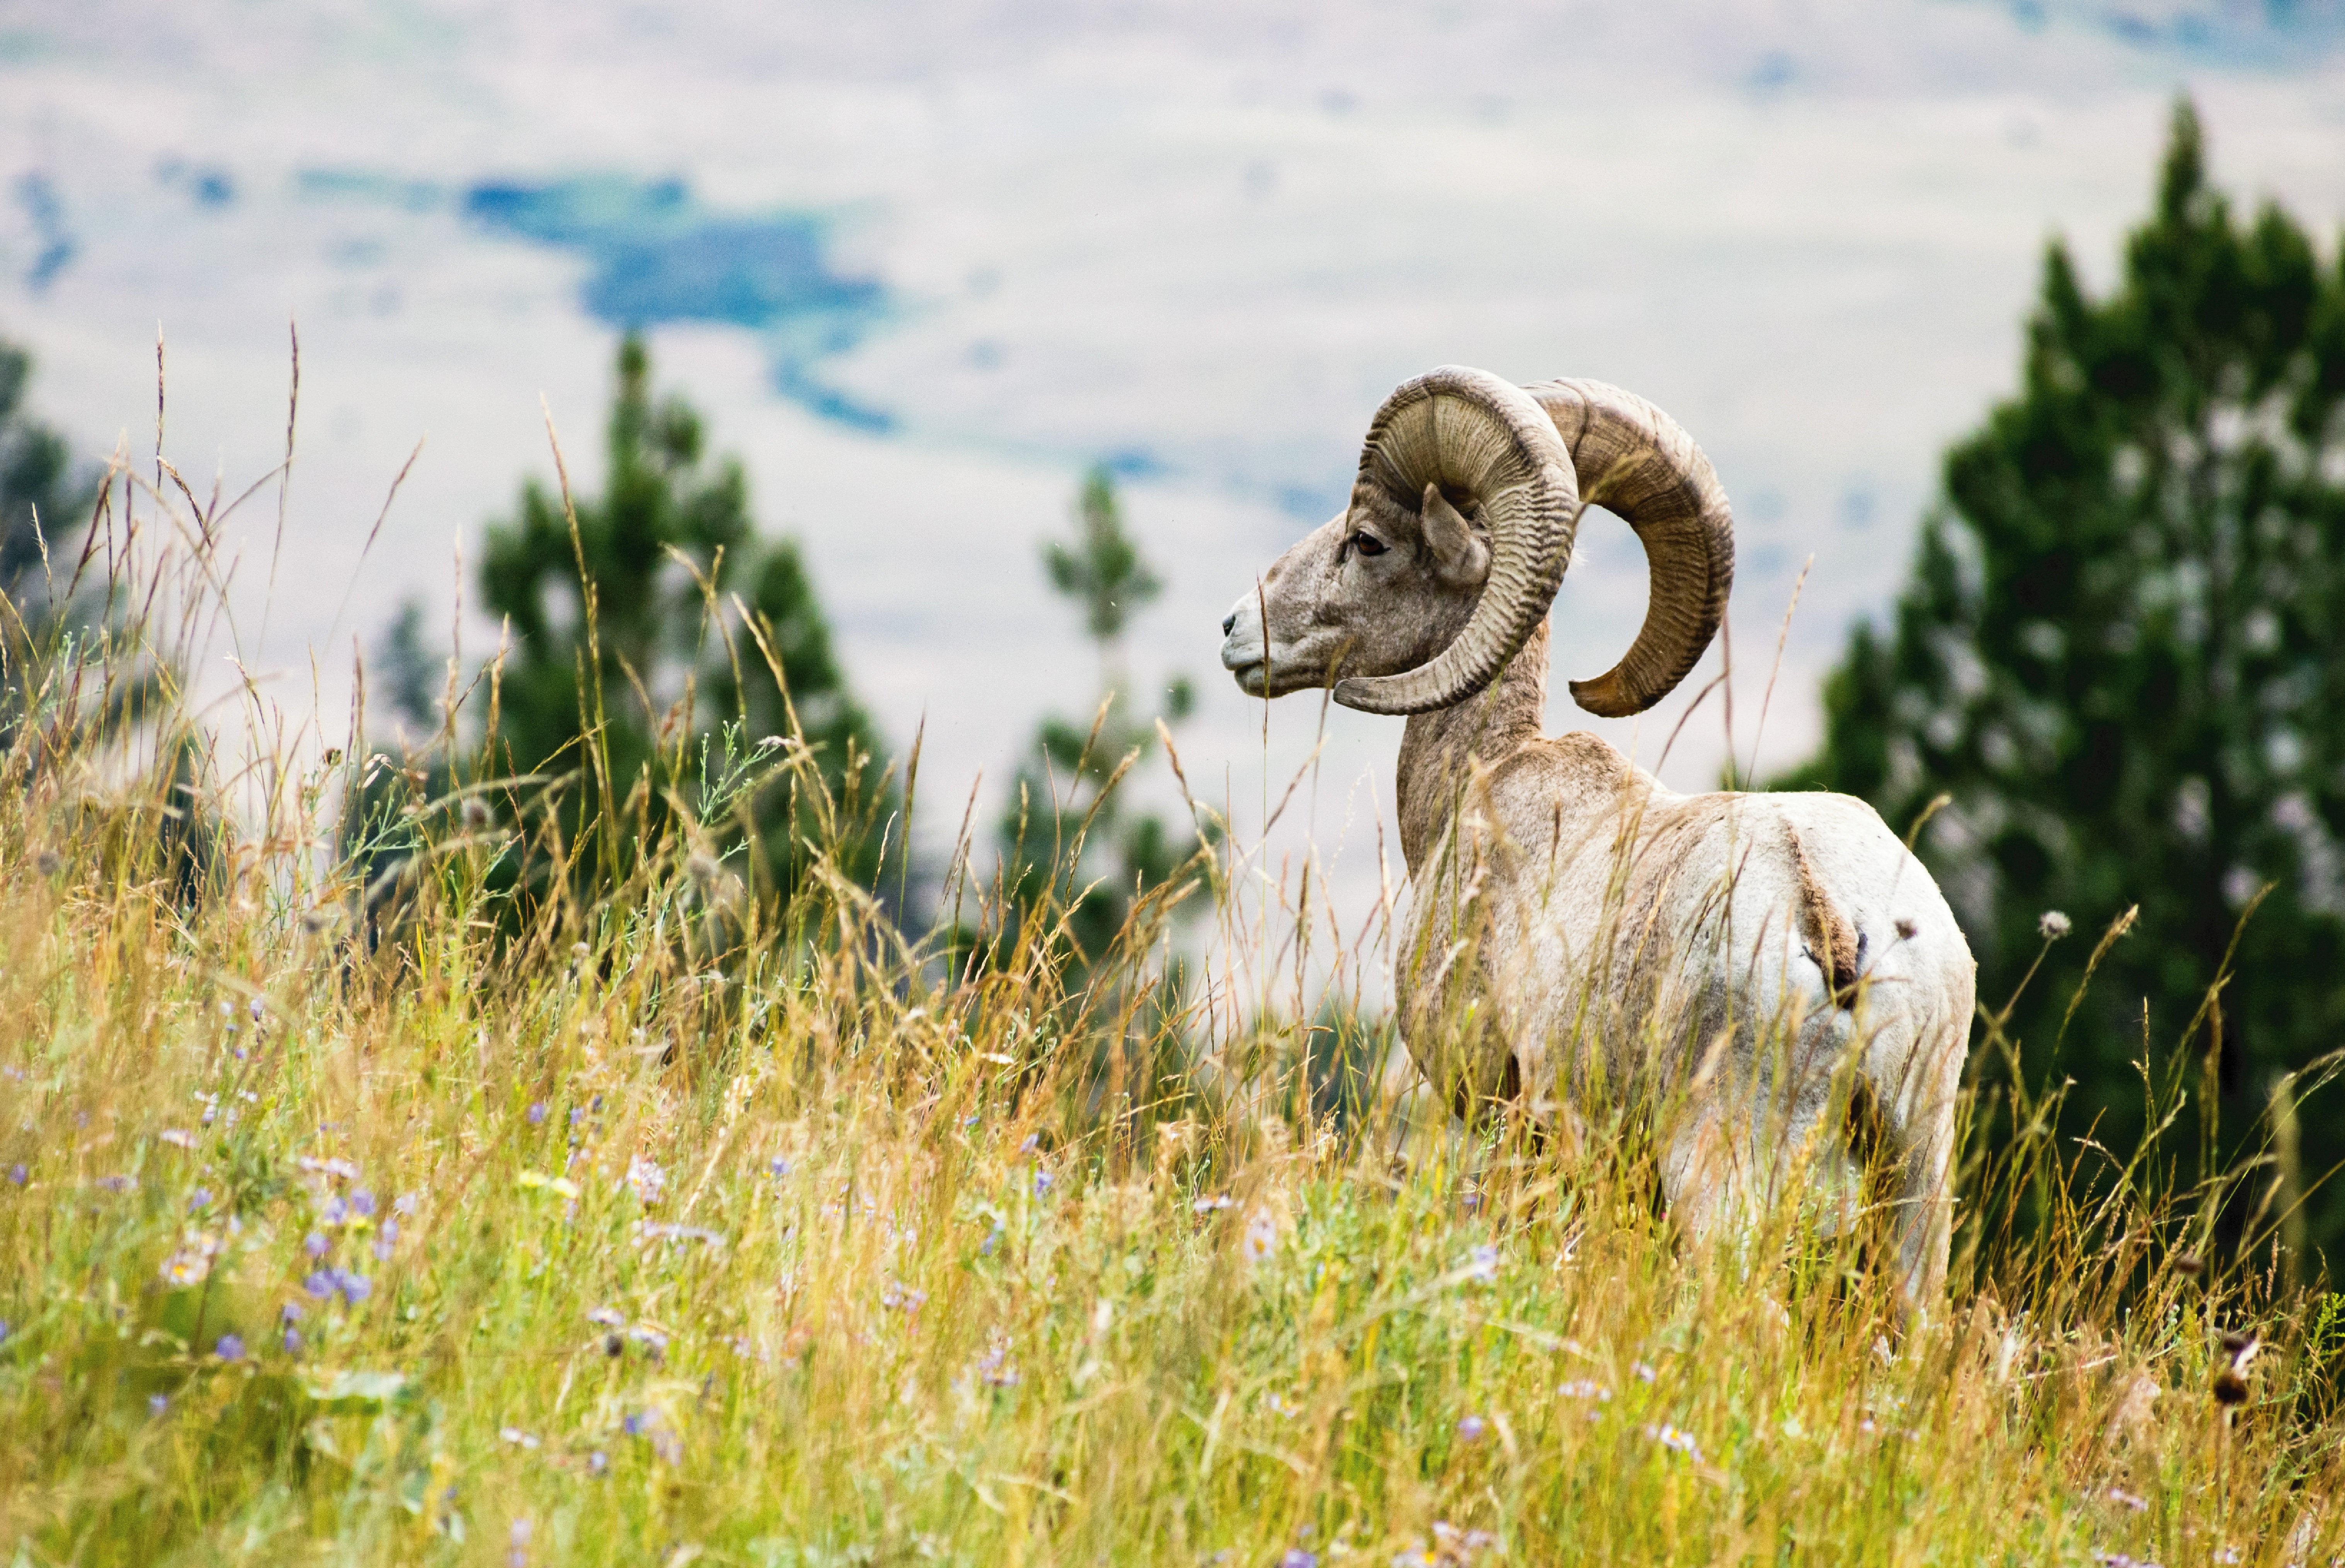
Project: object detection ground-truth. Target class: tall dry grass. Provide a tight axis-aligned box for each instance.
[0,427,2339,1567]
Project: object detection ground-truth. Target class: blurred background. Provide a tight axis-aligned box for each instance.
[0,0,2335,843]
[5,1,2345,1240]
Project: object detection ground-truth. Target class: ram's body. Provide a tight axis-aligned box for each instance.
[1390,650,1972,1300]
[1221,366,1975,1306]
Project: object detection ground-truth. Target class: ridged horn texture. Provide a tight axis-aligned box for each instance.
[1331,368,1580,716]
[1525,378,1735,718]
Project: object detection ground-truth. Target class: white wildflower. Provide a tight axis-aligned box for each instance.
[1242,1208,1278,1266]
[625,1157,667,1204]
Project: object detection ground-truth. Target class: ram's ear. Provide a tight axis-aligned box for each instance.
[1420,484,1490,586]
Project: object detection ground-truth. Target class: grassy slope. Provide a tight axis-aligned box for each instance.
[0,659,2338,1566]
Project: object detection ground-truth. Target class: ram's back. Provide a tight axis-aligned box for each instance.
[1443,735,1971,1110]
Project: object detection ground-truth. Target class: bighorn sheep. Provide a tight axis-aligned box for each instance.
[1219,367,1974,1303]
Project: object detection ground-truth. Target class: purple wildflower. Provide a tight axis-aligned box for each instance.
[189,1187,213,1210]
[1457,1414,1487,1443]
[527,1103,547,1126]
[305,1232,330,1258]
[6,1164,23,1186]
[349,1189,376,1219]
[976,1337,1020,1388]
[303,1267,370,1305]
[616,1410,678,1462]
[320,1196,349,1227]
[1429,1524,1497,1556]
[148,1393,168,1416]
[215,1334,245,1362]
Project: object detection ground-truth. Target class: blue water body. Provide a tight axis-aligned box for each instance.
[14,173,74,290]
[458,175,895,429]
[462,178,882,332]
[1100,448,1164,480]
[1747,50,1799,92]
[774,362,895,435]
[1977,0,2345,64]
[294,168,899,430]
[156,159,237,208]
[296,169,442,212]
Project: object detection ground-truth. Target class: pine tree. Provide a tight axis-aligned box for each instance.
[999,465,1205,965]
[1781,102,2345,1265]
[0,337,170,744]
[1,335,214,899]
[360,333,891,921]
[0,341,87,604]
[0,337,97,720]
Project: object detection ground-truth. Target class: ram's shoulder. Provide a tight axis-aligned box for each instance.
[1484,732,1663,825]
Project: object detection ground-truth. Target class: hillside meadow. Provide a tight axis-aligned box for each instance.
[0,475,2341,1567]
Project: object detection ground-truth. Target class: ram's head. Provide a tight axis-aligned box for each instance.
[1220,366,1736,718]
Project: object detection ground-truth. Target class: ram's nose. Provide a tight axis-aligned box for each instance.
[1221,611,1237,637]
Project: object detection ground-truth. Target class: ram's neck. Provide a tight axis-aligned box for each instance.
[1395,620,1551,875]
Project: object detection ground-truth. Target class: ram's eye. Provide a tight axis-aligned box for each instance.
[1351,531,1387,557]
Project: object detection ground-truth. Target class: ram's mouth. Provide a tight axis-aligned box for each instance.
[1229,661,1268,697]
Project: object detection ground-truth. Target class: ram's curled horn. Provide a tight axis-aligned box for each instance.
[1329,369,1734,718]
[1526,378,1735,718]
[1331,367,1581,715]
